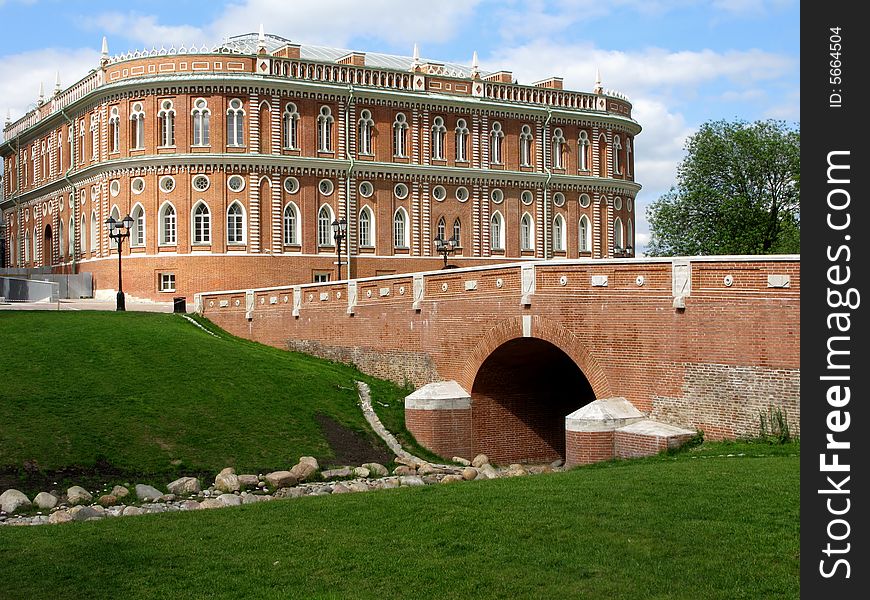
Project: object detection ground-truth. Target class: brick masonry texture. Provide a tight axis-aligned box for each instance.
[201,257,800,461]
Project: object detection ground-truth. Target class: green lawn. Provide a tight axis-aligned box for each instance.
[0,449,799,599]
[0,311,421,492]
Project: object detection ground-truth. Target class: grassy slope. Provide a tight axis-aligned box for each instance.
[0,311,419,487]
[0,450,799,599]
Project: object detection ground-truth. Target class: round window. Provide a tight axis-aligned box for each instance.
[110,180,120,197]
[627,198,633,212]
[131,177,145,194]
[227,175,245,192]
[614,197,623,210]
[432,186,446,201]
[191,175,210,192]
[319,179,334,196]
[394,183,408,199]
[159,176,176,193]
[521,190,534,205]
[284,177,300,194]
[359,181,374,198]
[579,194,591,208]
[491,189,504,204]
[553,192,565,207]
[455,186,469,202]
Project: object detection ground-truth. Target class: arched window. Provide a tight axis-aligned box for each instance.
[318,205,334,246]
[129,102,145,150]
[192,202,211,244]
[359,206,373,247]
[490,121,504,164]
[159,203,176,245]
[34,227,41,265]
[57,221,64,260]
[579,215,591,252]
[283,203,300,245]
[226,202,245,245]
[613,135,622,174]
[283,102,299,149]
[579,130,590,171]
[392,113,408,158]
[455,118,468,162]
[24,230,30,264]
[317,106,334,152]
[393,208,408,248]
[90,114,99,160]
[226,98,245,147]
[436,216,446,240]
[80,216,87,254]
[452,218,461,245]
[68,217,74,257]
[614,216,624,251]
[109,107,120,153]
[90,211,98,253]
[552,127,566,169]
[431,116,446,160]
[553,214,565,251]
[626,138,633,176]
[131,203,145,247]
[358,109,374,155]
[191,98,211,146]
[521,213,534,251]
[158,99,175,147]
[598,134,608,177]
[520,124,533,167]
[490,211,504,250]
[109,206,121,249]
[626,218,634,253]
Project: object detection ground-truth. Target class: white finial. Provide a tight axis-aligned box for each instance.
[257,24,267,54]
[471,51,479,77]
[594,68,603,94]
[5,109,11,125]
[259,23,265,42]
[54,71,61,95]
[413,43,420,66]
[38,81,44,104]
[101,36,109,58]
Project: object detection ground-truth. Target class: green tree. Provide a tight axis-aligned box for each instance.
[646,119,799,256]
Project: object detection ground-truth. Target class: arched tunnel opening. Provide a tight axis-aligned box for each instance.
[471,337,595,464]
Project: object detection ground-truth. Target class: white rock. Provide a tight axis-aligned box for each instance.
[48,510,73,524]
[167,477,201,495]
[111,485,129,498]
[298,456,319,470]
[471,454,489,468]
[265,471,297,488]
[33,492,58,510]
[0,489,31,514]
[362,463,388,477]
[452,457,471,466]
[215,468,240,493]
[122,506,144,517]
[353,467,371,479]
[135,484,163,501]
[66,486,92,505]
[399,476,425,487]
[478,464,500,480]
[216,493,242,507]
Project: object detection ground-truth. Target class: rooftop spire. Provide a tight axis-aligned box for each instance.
[257,23,267,54]
[412,43,420,66]
[471,51,479,78]
[37,81,44,105]
[100,36,109,66]
[54,71,61,96]
[5,109,11,126]
[594,68,603,94]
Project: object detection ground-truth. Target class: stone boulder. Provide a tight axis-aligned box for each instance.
[199,498,226,510]
[331,483,352,494]
[122,506,144,517]
[471,454,489,468]
[298,456,319,470]
[215,467,240,493]
[97,495,117,507]
[353,467,371,479]
[321,467,353,480]
[461,467,478,481]
[69,505,101,521]
[237,475,259,489]
[504,464,528,477]
[48,510,73,525]
[452,456,471,466]
[362,463,388,477]
[477,464,500,480]
[111,485,130,498]
[216,493,242,507]
[135,484,163,502]
[290,461,317,482]
[66,486,93,506]
[395,456,419,469]
[274,487,308,499]
[265,471,297,488]
[167,477,201,495]
[0,489,31,514]
[399,476,425,487]
[33,492,58,510]
[392,465,416,476]
[441,474,464,484]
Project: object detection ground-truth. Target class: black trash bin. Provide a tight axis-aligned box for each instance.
[173,296,187,313]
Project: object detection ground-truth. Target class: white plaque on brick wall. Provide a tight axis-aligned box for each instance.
[591,275,608,287]
[464,280,478,291]
[767,274,791,288]
[672,259,691,297]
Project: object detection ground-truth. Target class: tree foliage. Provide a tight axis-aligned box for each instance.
[646,119,800,256]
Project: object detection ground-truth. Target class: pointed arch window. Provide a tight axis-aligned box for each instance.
[160,203,177,245]
[553,214,565,251]
[393,113,408,158]
[490,212,504,251]
[129,102,145,150]
[490,121,504,164]
[318,205,334,246]
[358,109,374,155]
[452,218,461,245]
[57,220,64,260]
[626,138,633,176]
[579,130,590,171]
[520,124,533,167]
[552,127,566,169]
[192,202,211,244]
[24,230,30,264]
[579,215,591,252]
[455,118,469,162]
[283,203,300,245]
[626,218,634,253]
[109,107,120,153]
[359,206,373,247]
[393,208,409,248]
[158,99,175,147]
[191,98,211,146]
[131,204,145,247]
[226,202,245,244]
[431,116,446,160]
[613,135,622,175]
[521,213,534,251]
[317,106,334,152]
[80,216,87,254]
[226,99,245,147]
[90,114,100,161]
[283,102,299,150]
[436,216,446,241]
[90,211,99,253]
[109,206,121,249]
[614,216,624,251]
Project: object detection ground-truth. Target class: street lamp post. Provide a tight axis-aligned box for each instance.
[433,234,459,269]
[331,218,347,280]
[105,214,134,311]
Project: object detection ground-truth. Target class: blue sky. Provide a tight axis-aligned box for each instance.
[0,0,799,251]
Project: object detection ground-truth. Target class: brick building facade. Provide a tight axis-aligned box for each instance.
[1,32,641,301]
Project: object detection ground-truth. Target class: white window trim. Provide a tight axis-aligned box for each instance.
[226,201,246,245]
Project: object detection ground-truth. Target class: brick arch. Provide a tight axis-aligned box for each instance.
[454,314,612,399]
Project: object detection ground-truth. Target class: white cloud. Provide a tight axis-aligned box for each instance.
[711,0,795,16]
[0,48,99,124]
[84,12,204,48]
